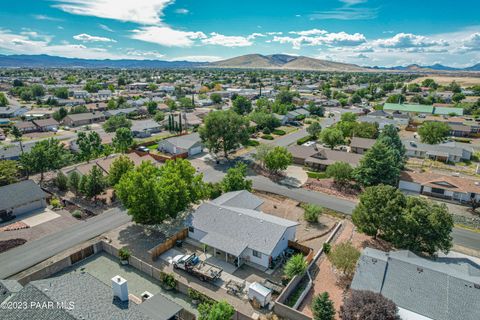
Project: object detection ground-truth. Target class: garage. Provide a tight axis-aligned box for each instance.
[188,145,203,156]
[0,180,47,220]
[13,199,46,216]
[399,180,421,193]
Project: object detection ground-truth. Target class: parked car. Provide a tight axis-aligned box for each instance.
[136,146,150,153]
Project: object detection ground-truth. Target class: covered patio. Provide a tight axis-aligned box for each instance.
[200,232,247,269]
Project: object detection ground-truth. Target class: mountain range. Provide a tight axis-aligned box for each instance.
[0,53,478,73]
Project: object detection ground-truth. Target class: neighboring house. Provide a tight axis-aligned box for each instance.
[288,145,363,171]
[57,98,85,106]
[63,112,106,127]
[351,247,480,320]
[273,113,288,125]
[358,115,406,130]
[186,191,298,269]
[286,108,310,121]
[350,137,376,154]
[131,119,162,138]
[32,118,59,131]
[447,123,472,137]
[157,132,203,157]
[73,90,89,99]
[0,106,29,118]
[1,273,183,320]
[433,106,464,116]
[0,142,34,160]
[0,180,47,218]
[403,140,472,163]
[14,121,38,133]
[96,89,112,100]
[399,170,480,203]
[104,107,138,118]
[383,103,434,114]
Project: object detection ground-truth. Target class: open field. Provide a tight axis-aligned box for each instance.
[409,75,480,86]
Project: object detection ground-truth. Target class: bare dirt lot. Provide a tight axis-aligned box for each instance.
[409,75,480,87]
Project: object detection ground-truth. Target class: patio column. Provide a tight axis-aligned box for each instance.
[225,253,228,262]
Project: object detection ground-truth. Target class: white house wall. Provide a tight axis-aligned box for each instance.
[399,181,422,193]
[271,226,296,259]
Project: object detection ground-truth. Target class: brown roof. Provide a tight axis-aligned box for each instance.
[32,118,59,127]
[306,148,363,167]
[14,121,36,129]
[400,171,480,194]
[287,145,318,160]
[350,137,376,150]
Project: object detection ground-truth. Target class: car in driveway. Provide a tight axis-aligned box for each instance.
[136,146,150,153]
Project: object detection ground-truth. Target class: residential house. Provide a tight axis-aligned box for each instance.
[32,118,59,131]
[14,121,38,133]
[0,106,29,118]
[383,103,434,114]
[157,132,203,157]
[433,106,464,116]
[104,107,139,118]
[288,145,363,170]
[351,247,480,320]
[0,142,34,160]
[403,140,473,163]
[73,90,90,99]
[0,180,47,218]
[1,273,184,320]
[273,113,288,125]
[399,170,480,203]
[131,119,162,138]
[63,112,106,127]
[350,137,376,154]
[186,190,298,269]
[96,89,112,100]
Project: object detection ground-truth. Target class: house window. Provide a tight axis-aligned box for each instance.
[188,226,194,233]
[252,250,262,258]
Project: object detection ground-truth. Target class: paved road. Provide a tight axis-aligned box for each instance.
[0,208,130,279]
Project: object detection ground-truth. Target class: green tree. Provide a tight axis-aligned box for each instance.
[307,122,322,139]
[20,138,71,180]
[320,127,344,149]
[146,101,158,114]
[0,92,8,106]
[116,160,204,224]
[103,115,132,133]
[11,125,23,155]
[108,155,135,186]
[386,94,406,104]
[352,122,378,139]
[308,102,324,117]
[326,162,353,188]
[232,95,252,115]
[154,111,165,122]
[452,92,465,103]
[198,301,235,320]
[341,290,399,320]
[352,185,406,239]
[312,292,335,320]
[222,162,252,192]
[68,171,81,192]
[199,110,250,158]
[83,165,106,200]
[54,87,69,99]
[53,107,68,121]
[112,127,133,153]
[253,144,274,168]
[284,254,308,279]
[378,124,406,168]
[264,146,292,174]
[210,93,222,104]
[178,97,194,109]
[303,204,323,223]
[0,160,18,186]
[418,122,450,144]
[327,242,360,276]
[77,131,102,161]
[55,171,68,191]
[396,197,453,255]
[354,141,401,186]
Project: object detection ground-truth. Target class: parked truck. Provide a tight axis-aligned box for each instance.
[172,253,223,282]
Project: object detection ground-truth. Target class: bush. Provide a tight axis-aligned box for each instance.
[71,210,82,219]
[50,197,62,209]
[55,171,68,191]
[118,247,131,260]
[327,242,360,276]
[322,243,331,254]
[273,129,286,135]
[263,127,271,134]
[302,203,323,223]
[261,134,274,140]
[312,292,335,320]
[246,139,260,146]
[284,254,308,279]
[297,135,313,145]
[160,272,177,289]
[307,171,328,179]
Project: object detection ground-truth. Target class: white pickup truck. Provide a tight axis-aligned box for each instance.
[172,253,222,282]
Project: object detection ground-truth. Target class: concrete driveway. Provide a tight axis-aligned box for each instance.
[280,165,308,187]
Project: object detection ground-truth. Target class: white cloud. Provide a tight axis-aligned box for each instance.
[202,33,253,47]
[125,49,165,59]
[73,33,116,42]
[289,29,327,36]
[459,33,480,52]
[273,31,366,49]
[170,55,222,62]
[99,24,114,32]
[310,0,377,20]
[53,0,174,25]
[175,8,189,14]
[375,33,448,49]
[266,32,283,35]
[131,26,206,47]
[32,14,63,22]
[247,33,265,40]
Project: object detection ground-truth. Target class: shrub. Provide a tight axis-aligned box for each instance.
[263,127,272,134]
[246,139,260,146]
[327,242,360,276]
[261,134,274,140]
[50,197,62,209]
[302,203,323,223]
[160,272,177,289]
[312,292,335,320]
[118,247,131,260]
[297,135,313,145]
[322,243,331,254]
[273,129,286,135]
[55,171,68,191]
[341,290,399,320]
[71,210,82,219]
[284,254,308,279]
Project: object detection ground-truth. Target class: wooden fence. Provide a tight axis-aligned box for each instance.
[288,241,314,264]
[148,228,188,261]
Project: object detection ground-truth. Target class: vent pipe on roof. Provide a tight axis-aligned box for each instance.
[111,275,128,301]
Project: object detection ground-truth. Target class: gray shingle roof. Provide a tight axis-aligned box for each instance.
[403,140,472,158]
[0,180,46,211]
[163,132,201,150]
[211,190,264,210]
[136,292,182,320]
[351,248,480,320]
[188,194,298,256]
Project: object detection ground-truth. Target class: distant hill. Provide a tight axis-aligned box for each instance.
[209,54,368,72]
[0,54,205,68]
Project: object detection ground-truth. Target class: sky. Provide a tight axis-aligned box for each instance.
[0,0,479,67]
